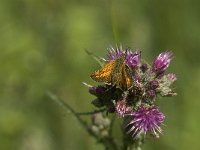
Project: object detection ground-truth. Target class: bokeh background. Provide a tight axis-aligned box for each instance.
[0,0,200,150]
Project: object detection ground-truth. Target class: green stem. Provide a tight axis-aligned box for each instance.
[101,137,119,150]
[76,108,106,115]
[47,92,99,140]
[47,92,119,150]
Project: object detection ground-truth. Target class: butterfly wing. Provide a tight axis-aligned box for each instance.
[111,56,133,89]
[90,60,115,83]
[90,55,133,89]
[114,64,132,89]
[123,65,133,89]
[111,56,125,87]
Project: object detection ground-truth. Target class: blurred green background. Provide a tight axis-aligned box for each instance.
[0,0,200,150]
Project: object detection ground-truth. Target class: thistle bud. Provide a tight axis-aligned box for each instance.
[141,63,148,72]
[167,73,177,82]
[152,51,173,75]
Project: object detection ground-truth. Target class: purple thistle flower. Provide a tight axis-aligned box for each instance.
[107,46,123,60]
[125,48,141,68]
[115,100,132,117]
[107,46,141,68]
[152,51,173,75]
[126,104,165,138]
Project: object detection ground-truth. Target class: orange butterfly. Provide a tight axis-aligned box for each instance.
[90,55,133,89]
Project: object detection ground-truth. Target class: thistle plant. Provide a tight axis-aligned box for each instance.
[48,45,177,150]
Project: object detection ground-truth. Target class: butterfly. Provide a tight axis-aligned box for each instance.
[90,55,133,89]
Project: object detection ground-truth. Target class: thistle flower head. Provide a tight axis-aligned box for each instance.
[107,46,141,68]
[88,46,177,140]
[152,51,173,75]
[125,48,141,68]
[115,100,132,117]
[126,104,165,138]
[107,46,123,60]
